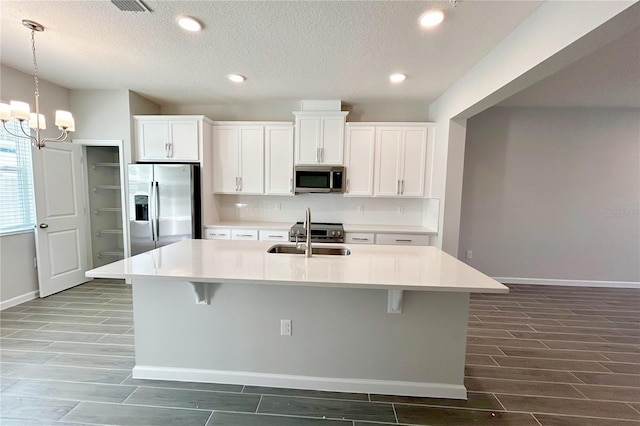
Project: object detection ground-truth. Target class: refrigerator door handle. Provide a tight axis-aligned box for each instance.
[148,181,156,241]
[154,181,160,241]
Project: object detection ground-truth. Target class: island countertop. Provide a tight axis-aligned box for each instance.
[86,240,508,293]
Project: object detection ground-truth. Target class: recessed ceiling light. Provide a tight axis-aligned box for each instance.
[420,10,444,27]
[389,73,406,83]
[177,16,202,32]
[228,74,246,83]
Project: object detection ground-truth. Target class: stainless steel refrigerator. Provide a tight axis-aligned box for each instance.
[128,164,201,256]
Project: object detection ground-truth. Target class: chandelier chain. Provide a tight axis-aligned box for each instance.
[31,29,39,99]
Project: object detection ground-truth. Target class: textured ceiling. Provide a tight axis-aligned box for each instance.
[0,0,544,107]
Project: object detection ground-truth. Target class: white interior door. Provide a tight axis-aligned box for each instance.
[32,143,90,297]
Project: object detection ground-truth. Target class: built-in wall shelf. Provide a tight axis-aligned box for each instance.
[92,162,120,169]
[93,185,121,191]
[96,229,123,237]
[97,250,124,259]
[94,207,122,215]
[85,145,125,269]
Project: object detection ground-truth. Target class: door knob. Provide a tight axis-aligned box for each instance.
[39,223,49,229]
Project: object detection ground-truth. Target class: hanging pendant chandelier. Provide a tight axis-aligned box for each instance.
[0,19,75,149]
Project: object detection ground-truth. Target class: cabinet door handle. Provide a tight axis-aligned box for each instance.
[235,177,239,191]
[316,147,320,163]
[352,237,370,241]
[290,178,293,192]
[395,239,412,243]
[320,147,324,162]
[165,143,170,158]
[239,177,242,191]
[237,234,253,237]
[401,179,404,195]
[346,178,349,193]
[397,180,400,195]
[169,142,173,158]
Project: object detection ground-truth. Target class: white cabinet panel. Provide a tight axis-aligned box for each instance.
[169,121,200,161]
[212,125,265,194]
[320,116,345,164]
[400,128,427,197]
[238,127,264,194]
[294,112,348,165]
[204,228,231,240]
[374,125,428,197]
[344,126,375,196]
[212,126,240,193]
[134,117,201,162]
[345,232,375,244]
[259,230,290,241]
[375,233,430,246]
[231,229,259,240]
[374,127,402,196]
[296,116,321,164]
[265,126,294,195]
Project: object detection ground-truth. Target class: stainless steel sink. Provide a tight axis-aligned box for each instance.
[267,244,351,256]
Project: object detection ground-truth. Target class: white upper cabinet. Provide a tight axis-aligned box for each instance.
[373,124,431,198]
[344,125,375,196]
[134,116,204,162]
[294,111,348,165]
[212,124,264,194]
[265,125,294,195]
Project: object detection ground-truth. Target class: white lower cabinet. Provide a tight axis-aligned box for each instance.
[204,228,231,240]
[344,233,375,244]
[375,233,430,246]
[258,230,290,242]
[231,229,259,241]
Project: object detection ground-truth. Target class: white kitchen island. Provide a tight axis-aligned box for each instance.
[86,239,507,399]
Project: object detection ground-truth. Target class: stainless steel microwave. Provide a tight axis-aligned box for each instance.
[294,166,345,193]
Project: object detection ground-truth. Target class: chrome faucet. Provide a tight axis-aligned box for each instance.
[296,207,312,257]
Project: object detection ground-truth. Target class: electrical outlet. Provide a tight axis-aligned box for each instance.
[280,319,292,336]
[357,205,364,213]
[466,250,472,259]
[275,203,281,211]
[398,206,404,215]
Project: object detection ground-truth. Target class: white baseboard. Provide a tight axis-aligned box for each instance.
[133,366,467,399]
[493,277,640,289]
[0,290,39,311]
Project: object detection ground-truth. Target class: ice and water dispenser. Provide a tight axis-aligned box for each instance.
[134,195,149,221]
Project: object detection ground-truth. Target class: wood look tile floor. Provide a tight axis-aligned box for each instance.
[1,280,639,425]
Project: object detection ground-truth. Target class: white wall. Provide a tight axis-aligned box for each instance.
[459,107,640,284]
[0,65,71,306]
[162,101,429,122]
[212,194,438,229]
[428,1,638,256]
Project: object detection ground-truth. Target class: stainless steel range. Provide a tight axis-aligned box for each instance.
[290,222,344,243]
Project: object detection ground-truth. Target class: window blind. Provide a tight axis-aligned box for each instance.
[0,120,36,234]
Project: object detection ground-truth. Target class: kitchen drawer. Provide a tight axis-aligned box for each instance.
[375,233,430,246]
[231,229,259,241]
[344,232,375,244]
[204,228,231,240]
[259,230,290,242]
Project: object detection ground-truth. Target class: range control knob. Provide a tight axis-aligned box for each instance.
[331,230,336,236]
[337,231,342,236]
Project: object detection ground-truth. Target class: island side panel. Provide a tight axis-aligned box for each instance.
[131,278,470,398]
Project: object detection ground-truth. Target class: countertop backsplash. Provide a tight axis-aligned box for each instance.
[213,194,439,230]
